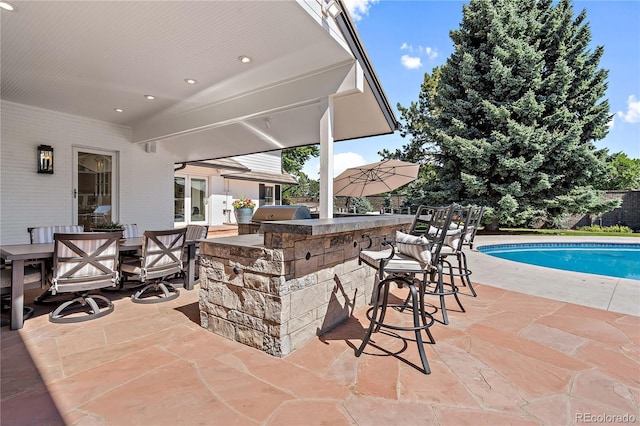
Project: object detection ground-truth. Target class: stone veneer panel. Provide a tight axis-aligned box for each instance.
[199,217,412,357]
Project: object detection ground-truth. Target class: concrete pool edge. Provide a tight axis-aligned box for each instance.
[465,235,640,317]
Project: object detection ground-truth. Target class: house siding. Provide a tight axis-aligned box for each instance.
[1,101,175,244]
[234,151,283,174]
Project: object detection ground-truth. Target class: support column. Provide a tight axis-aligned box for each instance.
[319,97,334,219]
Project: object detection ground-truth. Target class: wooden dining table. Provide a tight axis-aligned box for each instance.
[1,237,200,330]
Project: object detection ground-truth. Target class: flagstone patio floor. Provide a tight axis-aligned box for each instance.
[2,240,639,425]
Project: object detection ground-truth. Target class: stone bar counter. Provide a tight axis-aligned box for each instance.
[198,215,414,357]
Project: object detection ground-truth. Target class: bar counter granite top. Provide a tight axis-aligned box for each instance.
[259,214,414,236]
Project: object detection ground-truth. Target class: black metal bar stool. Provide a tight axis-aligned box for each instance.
[357,240,435,374]
[438,205,485,298]
[356,204,457,374]
[406,205,465,325]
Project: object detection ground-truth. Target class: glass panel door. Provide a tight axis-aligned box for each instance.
[264,186,274,205]
[74,148,118,230]
[190,178,207,223]
[174,177,186,225]
[174,175,207,225]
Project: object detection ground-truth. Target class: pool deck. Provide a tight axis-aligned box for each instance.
[2,234,638,425]
[467,235,640,317]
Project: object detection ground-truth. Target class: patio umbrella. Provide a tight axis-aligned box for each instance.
[333,159,419,197]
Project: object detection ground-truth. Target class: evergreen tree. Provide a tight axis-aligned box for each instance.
[431,0,616,229]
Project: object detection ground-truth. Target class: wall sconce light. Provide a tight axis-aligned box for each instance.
[37,144,54,174]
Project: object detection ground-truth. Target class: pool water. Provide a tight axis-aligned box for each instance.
[478,243,640,280]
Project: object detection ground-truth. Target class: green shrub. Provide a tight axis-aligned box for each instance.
[577,224,633,233]
[351,197,373,214]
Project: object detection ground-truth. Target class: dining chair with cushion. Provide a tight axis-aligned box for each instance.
[185,224,208,241]
[29,225,85,244]
[118,223,142,264]
[184,224,208,280]
[356,204,457,374]
[27,225,84,304]
[120,228,187,304]
[122,224,140,239]
[0,259,42,326]
[44,232,120,323]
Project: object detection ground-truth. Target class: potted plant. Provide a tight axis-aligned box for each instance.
[232,196,256,224]
[91,221,125,239]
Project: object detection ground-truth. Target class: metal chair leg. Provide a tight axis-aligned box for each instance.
[356,277,385,357]
[357,275,434,374]
[459,251,477,297]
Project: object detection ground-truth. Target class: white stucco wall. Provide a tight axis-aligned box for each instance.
[0,101,175,244]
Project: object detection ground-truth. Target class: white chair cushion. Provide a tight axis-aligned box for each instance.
[443,229,463,250]
[463,226,476,244]
[359,249,427,274]
[395,231,432,265]
[31,225,84,243]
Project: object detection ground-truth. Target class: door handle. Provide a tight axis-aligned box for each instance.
[73,189,77,198]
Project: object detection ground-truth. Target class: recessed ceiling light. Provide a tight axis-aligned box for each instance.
[144,94,155,100]
[0,2,16,11]
[114,108,124,113]
[184,78,197,84]
[238,55,252,64]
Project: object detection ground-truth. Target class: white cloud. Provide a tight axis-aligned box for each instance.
[304,152,367,178]
[607,116,615,128]
[424,47,438,60]
[399,43,437,69]
[333,152,366,177]
[401,54,422,70]
[617,95,640,123]
[342,0,379,21]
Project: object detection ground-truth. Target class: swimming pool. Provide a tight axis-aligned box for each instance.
[478,243,640,280]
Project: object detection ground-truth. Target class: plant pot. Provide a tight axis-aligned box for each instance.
[234,208,254,224]
[91,228,124,239]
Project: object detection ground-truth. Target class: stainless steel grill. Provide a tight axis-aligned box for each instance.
[251,205,312,222]
[237,205,312,235]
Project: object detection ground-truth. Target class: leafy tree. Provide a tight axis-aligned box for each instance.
[381,67,442,163]
[595,152,640,190]
[380,68,444,209]
[379,67,464,211]
[281,146,320,202]
[282,146,319,176]
[430,0,616,229]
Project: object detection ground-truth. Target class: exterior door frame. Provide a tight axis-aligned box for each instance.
[174,173,209,226]
[72,146,119,227]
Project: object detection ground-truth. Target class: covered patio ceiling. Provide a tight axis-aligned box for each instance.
[1,0,397,163]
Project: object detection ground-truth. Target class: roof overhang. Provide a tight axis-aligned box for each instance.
[1,1,398,163]
[221,171,298,185]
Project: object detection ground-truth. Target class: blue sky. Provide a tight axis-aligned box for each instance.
[304,0,640,177]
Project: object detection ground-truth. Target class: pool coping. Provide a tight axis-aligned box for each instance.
[465,235,640,317]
